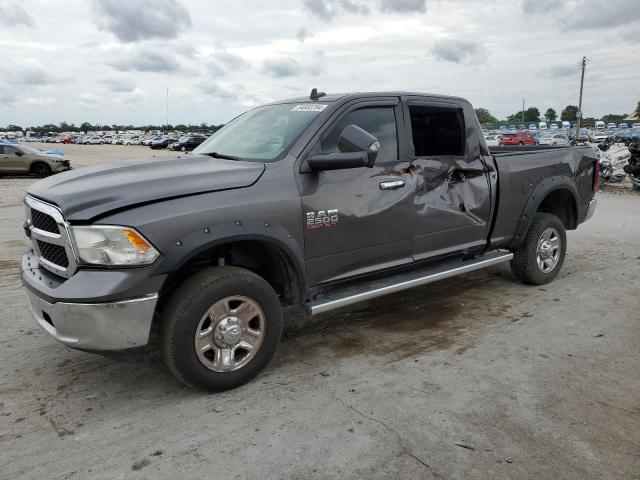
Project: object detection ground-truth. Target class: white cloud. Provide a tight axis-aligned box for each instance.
[431,38,488,65]
[91,0,192,42]
[0,1,36,28]
[0,0,638,125]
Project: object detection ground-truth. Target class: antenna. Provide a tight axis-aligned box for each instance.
[310,88,326,101]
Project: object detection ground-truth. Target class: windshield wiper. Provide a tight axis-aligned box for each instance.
[202,152,242,160]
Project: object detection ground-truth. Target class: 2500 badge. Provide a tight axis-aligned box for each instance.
[306,209,339,230]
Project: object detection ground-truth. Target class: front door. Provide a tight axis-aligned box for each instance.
[296,99,416,286]
[0,145,28,173]
[404,99,493,261]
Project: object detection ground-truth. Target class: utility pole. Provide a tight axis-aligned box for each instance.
[166,88,169,133]
[576,57,586,140]
[522,99,525,125]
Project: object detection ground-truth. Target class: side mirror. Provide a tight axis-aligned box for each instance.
[15,150,24,156]
[338,124,380,166]
[307,124,380,172]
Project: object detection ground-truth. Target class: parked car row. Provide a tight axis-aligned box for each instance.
[483,130,575,147]
[26,131,213,151]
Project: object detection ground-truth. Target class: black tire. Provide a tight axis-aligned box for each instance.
[518,141,524,145]
[30,163,51,177]
[510,213,566,285]
[161,266,283,391]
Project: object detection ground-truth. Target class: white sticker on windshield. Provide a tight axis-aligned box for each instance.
[291,104,327,112]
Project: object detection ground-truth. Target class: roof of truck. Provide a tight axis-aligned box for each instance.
[267,91,468,105]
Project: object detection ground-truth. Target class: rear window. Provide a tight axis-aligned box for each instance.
[409,106,465,156]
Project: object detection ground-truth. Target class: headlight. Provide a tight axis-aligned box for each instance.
[69,226,159,266]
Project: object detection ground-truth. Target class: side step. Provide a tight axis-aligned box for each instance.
[307,251,513,315]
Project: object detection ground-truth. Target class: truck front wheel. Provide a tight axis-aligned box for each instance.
[161,266,283,391]
[510,213,566,285]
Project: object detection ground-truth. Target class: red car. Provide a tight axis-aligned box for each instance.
[62,135,78,144]
[499,132,536,146]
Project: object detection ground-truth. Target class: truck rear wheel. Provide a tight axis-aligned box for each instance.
[161,266,283,391]
[510,213,566,285]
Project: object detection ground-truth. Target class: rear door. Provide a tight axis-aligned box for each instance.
[296,97,416,285]
[403,98,494,261]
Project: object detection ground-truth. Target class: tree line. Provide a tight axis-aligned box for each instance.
[474,101,640,126]
[0,122,225,133]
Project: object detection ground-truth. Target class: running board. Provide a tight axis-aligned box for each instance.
[307,251,513,315]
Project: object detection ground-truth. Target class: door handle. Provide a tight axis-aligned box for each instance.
[379,180,406,190]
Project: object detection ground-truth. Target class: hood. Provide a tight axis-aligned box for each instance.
[27,155,265,221]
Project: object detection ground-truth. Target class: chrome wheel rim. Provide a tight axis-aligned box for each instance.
[194,295,266,372]
[536,227,561,273]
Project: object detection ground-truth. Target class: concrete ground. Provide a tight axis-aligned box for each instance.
[1,144,639,479]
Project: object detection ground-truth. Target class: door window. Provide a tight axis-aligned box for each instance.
[409,106,465,156]
[321,107,398,164]
[4,146,19,155]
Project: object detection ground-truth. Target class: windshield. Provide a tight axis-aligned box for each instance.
[193,103,326,162]
[17,144,50,156]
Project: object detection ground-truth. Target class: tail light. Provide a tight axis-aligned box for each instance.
[593,161,601,191]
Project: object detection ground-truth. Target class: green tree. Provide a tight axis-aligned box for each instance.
[6,124,23,132]
[544,108,557,122]
[507,107,540,124]
[561,105,579,121]
[634,101,640,118]
[474,108,498,124]
[601,114,627,125]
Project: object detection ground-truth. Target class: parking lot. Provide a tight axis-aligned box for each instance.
[1,145,639,479]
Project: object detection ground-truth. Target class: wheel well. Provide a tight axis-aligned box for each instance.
[536,189,577,229]
[30,161,50,172]
[160,240,303,309]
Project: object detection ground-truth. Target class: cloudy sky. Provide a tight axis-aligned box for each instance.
[0,0,638,127]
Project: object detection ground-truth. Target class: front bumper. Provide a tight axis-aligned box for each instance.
[25,288,158,350]
[584,198,597,222]
[52,161,71,172]
[21,252,164,351]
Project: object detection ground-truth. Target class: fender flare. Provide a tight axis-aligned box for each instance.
[152,219,307,296]
[512,176,579,245]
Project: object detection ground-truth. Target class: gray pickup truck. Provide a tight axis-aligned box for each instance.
[21,91,598,391]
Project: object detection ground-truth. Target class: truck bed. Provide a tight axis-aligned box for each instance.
[488,146,598,249]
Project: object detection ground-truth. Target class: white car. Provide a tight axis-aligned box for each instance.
[484,135,500,147]
[591,131,609,142]
[124,136,141,145]
[539,134,570,146]
[84,136,102,145]
[606,122,616,129]
[550,123,558,130]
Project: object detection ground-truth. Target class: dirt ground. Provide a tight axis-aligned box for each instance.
[1,143,639,479]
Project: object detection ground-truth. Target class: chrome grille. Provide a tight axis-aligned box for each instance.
[25,196,77,279]
[37,241,70,268]
[31,209,60,234]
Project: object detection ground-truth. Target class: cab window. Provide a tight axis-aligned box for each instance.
[409,106,465,156]
[320,107,398,164]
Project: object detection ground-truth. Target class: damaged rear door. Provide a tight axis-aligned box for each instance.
[403,97,494,261]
